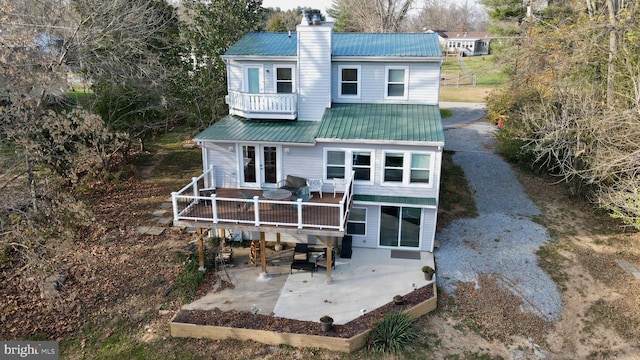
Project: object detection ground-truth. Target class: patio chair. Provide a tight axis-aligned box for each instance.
[292,243,308,262]
[333,178,346,198]
[277,175,307,195]
[306,179,323,198]
[290,243,315,276]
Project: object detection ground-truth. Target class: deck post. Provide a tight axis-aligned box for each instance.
[192,177,199,199]
[296,199,303,229]
[253,196,261,226]
[325,238,333,285]
[258,232,270,280]
[211,194,218,223]
[171,192,179,222]
[197,228,205,272]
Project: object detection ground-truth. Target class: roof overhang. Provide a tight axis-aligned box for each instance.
[353,194,438,208]
[222,55,296,62]
[332,56,443,63]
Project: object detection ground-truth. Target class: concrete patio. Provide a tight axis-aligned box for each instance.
[183,245,435,325]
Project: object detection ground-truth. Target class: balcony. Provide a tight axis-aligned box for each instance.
[171,168,354,236]
[226,90,297,120]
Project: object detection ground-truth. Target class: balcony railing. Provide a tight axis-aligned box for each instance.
[171,170,354,232]
[226,90,297,120]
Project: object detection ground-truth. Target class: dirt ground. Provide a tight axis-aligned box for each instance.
[2,140,640,359]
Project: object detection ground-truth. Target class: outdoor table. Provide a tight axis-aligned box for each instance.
[262,189,292,200]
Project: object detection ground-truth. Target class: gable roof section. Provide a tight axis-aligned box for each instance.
[317,103,444,144]
[195,115,320,144]
[224,32,441,57]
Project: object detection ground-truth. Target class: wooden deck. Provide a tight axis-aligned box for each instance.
[173,188,351,236]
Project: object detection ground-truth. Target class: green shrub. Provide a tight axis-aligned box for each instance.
[366,312,419,354]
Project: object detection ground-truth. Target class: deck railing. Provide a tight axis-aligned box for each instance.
[226,90,297,120]
[171,172,354,231]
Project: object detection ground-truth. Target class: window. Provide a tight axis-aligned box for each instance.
[383,152,404,182]
[325,149,374,183]
[385,66,407,99]
[383,151,434,186]
[352,151,371,181]
[275,67,293,93]
[347,208,366,235]
[326,150,346,179]
[410,153,431,183]
[339,65,360,98]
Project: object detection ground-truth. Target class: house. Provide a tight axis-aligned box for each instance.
[433,30,491,57]
[171,13,445,282]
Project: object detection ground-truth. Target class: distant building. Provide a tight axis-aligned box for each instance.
[431,30,491,57]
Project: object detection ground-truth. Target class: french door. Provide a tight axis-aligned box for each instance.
[379,206,422,248]
[240,145,279,188]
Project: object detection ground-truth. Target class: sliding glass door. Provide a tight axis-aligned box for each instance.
[379,206,421,248]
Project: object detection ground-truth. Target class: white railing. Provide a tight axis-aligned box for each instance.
[226,90,297,120]
[171,172,355,232]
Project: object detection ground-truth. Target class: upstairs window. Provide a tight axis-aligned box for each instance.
[382,151,434,186]
[385,66,408,99]
[324,148,374,184]
[383,152,404,182]
[275,67,293,93]
[410,153,431,184]
[339,65,360,98]
[352,151,371,181]
[326,150,346,179]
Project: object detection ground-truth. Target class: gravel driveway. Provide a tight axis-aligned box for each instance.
[435,103,562,321]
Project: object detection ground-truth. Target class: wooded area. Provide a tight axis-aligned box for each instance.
[484,0,640,229]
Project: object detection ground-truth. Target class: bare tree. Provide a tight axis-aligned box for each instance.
[329,0,415,32]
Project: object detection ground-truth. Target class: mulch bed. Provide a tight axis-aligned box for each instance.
[172,284,434,338]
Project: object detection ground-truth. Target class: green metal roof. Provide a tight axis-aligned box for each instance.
[225,32,297,56]
[195,115,320,143]
[196,104,444,144]
[354,194,437,207]
[317,103,444,143]
[333,33,441,57]
[224,32,442,57]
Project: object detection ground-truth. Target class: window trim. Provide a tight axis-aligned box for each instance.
[323,148,375,184]
[347,207,367,236]
[381,150,435,187]
[274,65,295,94]
[338,65,361,99]
[384,66,408,100]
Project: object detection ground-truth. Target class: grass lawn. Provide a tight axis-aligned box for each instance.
[440,54,508,103]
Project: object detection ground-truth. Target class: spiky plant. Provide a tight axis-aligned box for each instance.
[366,312,419,353]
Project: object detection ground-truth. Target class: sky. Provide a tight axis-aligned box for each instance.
[262,0,334,13]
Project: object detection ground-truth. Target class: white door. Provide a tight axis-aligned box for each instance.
[240,145,280,188]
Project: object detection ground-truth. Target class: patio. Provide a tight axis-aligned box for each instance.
[182,245,436,325]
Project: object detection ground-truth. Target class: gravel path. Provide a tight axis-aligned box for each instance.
[436,104,563,321]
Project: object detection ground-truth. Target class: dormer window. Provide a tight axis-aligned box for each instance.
[339,65,360,98]
[385,66,408,99]
[275,66,294,94]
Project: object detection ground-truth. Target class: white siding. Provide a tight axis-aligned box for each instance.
[332,62,441,105]
[203,143,240,188]
[297,23,333,120]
